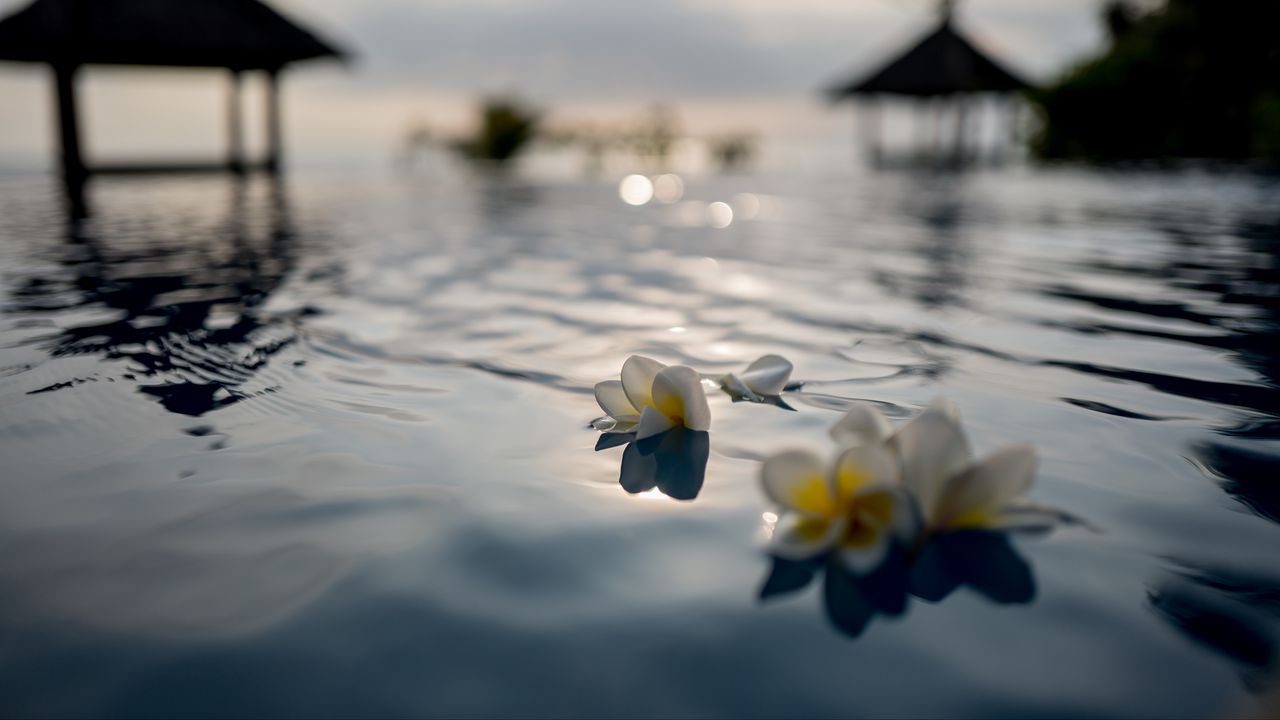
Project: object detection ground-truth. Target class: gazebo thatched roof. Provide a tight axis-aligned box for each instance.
[0,0,344,70]
[829,15,1028,99]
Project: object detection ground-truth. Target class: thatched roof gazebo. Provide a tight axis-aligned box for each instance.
[0,0,345,203]
[827,0,1030,166]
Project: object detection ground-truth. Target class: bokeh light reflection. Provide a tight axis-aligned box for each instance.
[618,174,654,206]
[708,201,734,228]
[653,173,685,203]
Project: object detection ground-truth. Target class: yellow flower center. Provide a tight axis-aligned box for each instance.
[839,491,895,549]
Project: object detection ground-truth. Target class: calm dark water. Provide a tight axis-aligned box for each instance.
[0,164,1278,718]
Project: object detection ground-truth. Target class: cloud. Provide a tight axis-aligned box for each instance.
[277,0,1104,100]
[0,0,1105,162]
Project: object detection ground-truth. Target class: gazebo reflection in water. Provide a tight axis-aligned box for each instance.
[12,176,307,418]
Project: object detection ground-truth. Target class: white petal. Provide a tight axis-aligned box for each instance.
[760,449,835,516]
[594,380,639,421]
[600,419,639,434]
[933,445,1037,529]
[620,355,666,411]
[718,372,759,401]
[651,365,712,432]
[888,490,924,544]
[768,513,845,560]
[739,354,792,396]
[635,405,676,440]
[830,443,900,504]
[893,400,973,518]
[829,402,894,446]
[926,396,963,421]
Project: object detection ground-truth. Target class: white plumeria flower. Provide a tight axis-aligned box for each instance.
[829,399,1068,536]
[594,355,712,440]
[760,443,917,574]
[719,354,793,401]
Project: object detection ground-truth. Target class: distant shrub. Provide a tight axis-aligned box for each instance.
[708,134,757,172]
[454,98,540,165]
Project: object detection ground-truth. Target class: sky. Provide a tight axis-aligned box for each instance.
[0,0,1108,169]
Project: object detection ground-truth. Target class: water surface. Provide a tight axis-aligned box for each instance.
[1,164,1278,717]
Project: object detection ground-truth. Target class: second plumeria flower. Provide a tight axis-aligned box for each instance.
[829,399,1071,537]
[595,355,712,439]
[719,354,793,402]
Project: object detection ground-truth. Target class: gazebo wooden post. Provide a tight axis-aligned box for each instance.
[977,94,990,163]
[924,99,936,160]
[932,97,946,160]
[265,68,282,173]
[52,61,88,215]
[1008,95,1026,155]
[952,94,968,165]
[227,69,244,174]
[53,62,86,187]
[1008,95,1022,161]
[859,96,883,167]
[991,95,1009,166]
[989,95,1000,163]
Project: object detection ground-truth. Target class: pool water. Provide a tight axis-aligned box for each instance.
[1,164,1278,717]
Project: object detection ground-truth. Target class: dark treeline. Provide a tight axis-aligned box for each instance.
[1033,0,1280,162]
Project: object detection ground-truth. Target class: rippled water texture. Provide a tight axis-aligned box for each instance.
[1,166,1278,717]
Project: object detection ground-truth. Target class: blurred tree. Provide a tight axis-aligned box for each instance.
[454,97,540,165]
[1032,0,1280,162]
[708,134,757,173]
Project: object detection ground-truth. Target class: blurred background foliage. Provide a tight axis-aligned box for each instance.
[452,97,541,165]
[406,102,756,174]
[1032,0,1280,162]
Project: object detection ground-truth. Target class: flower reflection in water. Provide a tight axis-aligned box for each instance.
[595,428,710,501]
[10,180,302,418]
[760,530,1035,638]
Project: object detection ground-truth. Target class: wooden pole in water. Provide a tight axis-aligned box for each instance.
[265,69,283,174]
[228,69,244,174]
